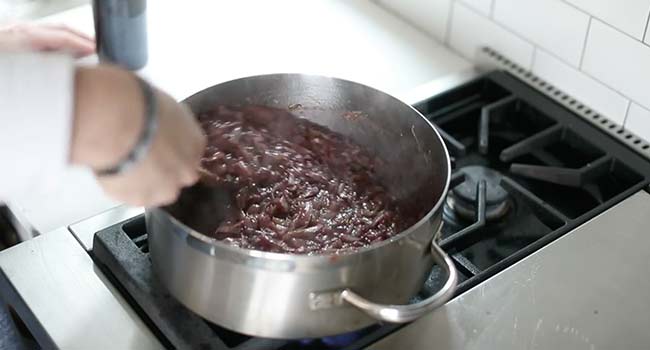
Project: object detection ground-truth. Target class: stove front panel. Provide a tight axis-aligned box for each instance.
[0,226,162,349]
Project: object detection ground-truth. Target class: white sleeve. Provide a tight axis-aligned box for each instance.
[0,51,74,202]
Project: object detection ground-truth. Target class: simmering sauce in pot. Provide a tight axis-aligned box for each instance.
[198,105,416,254]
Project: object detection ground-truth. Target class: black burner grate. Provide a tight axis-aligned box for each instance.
[92,71,650,349]
[93,218,382,350]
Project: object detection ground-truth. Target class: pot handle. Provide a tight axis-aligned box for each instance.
[340,240,458,323]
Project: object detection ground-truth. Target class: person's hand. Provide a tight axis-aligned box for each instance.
[71,65,207,206]
[0,22,94,57]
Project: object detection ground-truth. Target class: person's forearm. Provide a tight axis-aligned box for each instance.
[0,24,204,207]
[70,66,144,171]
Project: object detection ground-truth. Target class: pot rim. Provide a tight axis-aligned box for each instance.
[152,73,451,264]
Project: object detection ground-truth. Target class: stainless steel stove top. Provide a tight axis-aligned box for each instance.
[370,190,650,350]
[2,48,650,350]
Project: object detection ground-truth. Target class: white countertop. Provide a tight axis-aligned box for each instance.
[9,0,471,234]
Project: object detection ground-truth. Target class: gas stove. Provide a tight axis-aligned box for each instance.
[3,48,650,350]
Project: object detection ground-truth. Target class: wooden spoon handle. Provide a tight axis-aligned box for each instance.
[197,166,214,178]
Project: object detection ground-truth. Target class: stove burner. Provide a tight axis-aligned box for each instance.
[447,166,511,221]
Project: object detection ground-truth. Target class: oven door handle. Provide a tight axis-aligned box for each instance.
[341,240,458,323]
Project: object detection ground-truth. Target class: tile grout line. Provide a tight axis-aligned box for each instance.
[559,0,648,43]
[590,16,650,46]
[458,1,588,69]
[444,0,456,45]
[522,46,643,121]
[491,48,634,129]
[368,1,445,45]
[457,2,588,72]
[456,1,650,115]
[530,43,642,110]
[643,7,650,42]
[561,0,650,46]
[474,6,638,109]
[456,1,536,50]
[623,100,633,126]
[558,0,590,15]
[578,17,592,69]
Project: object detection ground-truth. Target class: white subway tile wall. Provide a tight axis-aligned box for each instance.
[626,103,650,141]
[374,0,650,142]
[564,0,650,40]
[449,2,534,68]
[493,0,590,67]
[582,20,650,111]
[532,49,629,124]
[374,0,451,42]
[457,0,492,16]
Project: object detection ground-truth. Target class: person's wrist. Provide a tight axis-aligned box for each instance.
[70,65,145,170]
[96,76,159,176]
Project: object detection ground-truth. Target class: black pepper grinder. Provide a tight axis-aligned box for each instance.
[92,0,148,70]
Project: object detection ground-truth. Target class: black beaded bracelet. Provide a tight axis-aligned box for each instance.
[96,76,159,177]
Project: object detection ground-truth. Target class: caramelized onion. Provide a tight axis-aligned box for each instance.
[198,106,416,254]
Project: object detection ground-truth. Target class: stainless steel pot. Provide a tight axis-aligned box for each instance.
[146,74,457,339]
